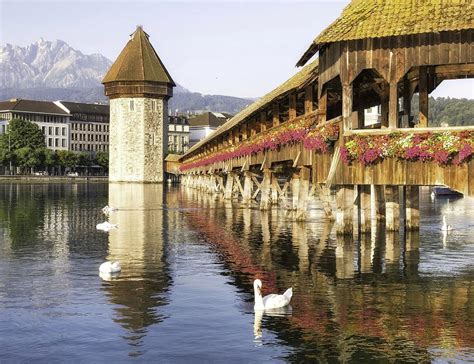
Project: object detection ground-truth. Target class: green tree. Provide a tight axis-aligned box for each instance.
[95,151,109,169]
[57,150,78,173]
[8,118,46,150]
[14,147,42,173]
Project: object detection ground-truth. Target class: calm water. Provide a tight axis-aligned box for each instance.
[0,182,473,362]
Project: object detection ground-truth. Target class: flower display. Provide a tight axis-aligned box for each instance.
[180,118,339,172]
[341,130,474,166]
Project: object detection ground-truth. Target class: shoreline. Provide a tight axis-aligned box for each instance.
[0,175,108,183]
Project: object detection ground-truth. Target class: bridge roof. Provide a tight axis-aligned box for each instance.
[102,26,175,86]
[179,59,318,161]
[297,0,474,66]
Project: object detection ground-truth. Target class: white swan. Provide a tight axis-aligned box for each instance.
[96,221,118,232]
[441,215,452,232]
[254,279,292,310]
[99,261,121,274]
[102,205,118,216]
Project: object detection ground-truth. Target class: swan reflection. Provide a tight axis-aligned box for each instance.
[253,306,293,341]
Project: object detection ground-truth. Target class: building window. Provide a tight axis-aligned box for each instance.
[62,139,66,147]
[62,127,66,136]
[49,127,53,135]
[151,100,156,111]
[129,100,135,111]
[48,138,52,147]
[55,139,59,147]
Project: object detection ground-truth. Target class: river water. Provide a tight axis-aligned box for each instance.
[0,182,473,362]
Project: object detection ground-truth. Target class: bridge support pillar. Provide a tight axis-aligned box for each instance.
[336,185,355,235]
[271,173,279,205]
[242,171,253,207]
[224,173,235,200]
[405,186,420,230]
[290,173,300,211]
[385,186,400,231]
[260,169,272,210]
[296,167,310,221]
[358,185,371,233]
[371,185,386,221]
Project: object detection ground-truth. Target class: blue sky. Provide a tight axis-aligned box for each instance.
[1,0,473,99]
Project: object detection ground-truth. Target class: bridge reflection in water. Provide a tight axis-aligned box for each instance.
[180,186,474,362]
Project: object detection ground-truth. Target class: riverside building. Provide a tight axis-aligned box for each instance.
[0,99,70,150]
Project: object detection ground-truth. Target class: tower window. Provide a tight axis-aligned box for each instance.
[151,100,156,111]
[129,100,135,111]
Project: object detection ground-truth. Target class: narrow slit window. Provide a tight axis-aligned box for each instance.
[129,100,135,111]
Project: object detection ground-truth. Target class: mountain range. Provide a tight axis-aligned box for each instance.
[0,39,252,114]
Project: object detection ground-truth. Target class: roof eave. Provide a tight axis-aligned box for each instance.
[296,43,319,67]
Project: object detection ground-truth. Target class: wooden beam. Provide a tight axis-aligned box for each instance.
[319,87,327,124]
[342,83,353,132]
[273,103,280,127]
[242,171,253,206]
[304,84,314,114]
[371,185,385,221]
[289,93,297,120]
[419,66,429,128]
[389,82,398,129]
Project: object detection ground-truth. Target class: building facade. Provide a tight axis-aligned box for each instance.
[168,115,189,154]
[55,101,109,153]
[0,99,70,150]
[188,112,232,146]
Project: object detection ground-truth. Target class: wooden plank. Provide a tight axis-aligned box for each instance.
[358,185,371,233]
[273,103,280,127]
[260,169,272,210]
[289,93,297,120]
[296,166,310,221]
[406,186,420,230]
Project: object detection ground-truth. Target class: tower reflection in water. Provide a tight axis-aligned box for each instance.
[102,183,171,357]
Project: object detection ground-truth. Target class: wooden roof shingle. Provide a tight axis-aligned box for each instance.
[102,26,175,86]
[297,0,474,66]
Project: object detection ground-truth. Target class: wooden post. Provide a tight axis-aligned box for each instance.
[419,66,429,127]
[381,92,389,128]
[291,173,300,211]
[272,103,280,127]
[402,77,411,128]
[242,171,253,206]
[358,185,371,233]
[289,93,297,120]
[389,81,398,128]
[296,167,310,221]
[260,169,272,211]
[336,185,355,235]
[319,87,327,124]
[224,172,234,199]
[260,111,267,132]
[405,186,420,230]
[385,186,400,231]
[270,174,279,205]
[342,83,353,132]
[304,84,314,114]
[314,183,333,219]
[371,185,385,221]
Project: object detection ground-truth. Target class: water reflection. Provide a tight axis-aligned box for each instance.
[179,187,474,362]
[104,183,171,357]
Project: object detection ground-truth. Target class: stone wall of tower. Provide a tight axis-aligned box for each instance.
[109,97,166,183]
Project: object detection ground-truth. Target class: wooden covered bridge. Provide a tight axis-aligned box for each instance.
[173,0,474,234]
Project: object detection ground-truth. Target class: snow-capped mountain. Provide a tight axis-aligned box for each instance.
[0,38,112,88]
[0,38,251,113]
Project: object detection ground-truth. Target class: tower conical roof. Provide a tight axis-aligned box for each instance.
[102,26,175,86]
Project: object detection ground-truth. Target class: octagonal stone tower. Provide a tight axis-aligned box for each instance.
[102,26,175,183]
